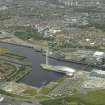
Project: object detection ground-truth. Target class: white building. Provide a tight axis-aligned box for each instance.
[90,69,105,78]
[93,51,105,59]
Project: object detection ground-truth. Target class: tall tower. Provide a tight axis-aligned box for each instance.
[75,1,78,6]
[46,48,49,65]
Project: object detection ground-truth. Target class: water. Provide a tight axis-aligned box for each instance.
[0,42,93,87]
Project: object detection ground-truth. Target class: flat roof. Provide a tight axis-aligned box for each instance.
[92,69,105,75]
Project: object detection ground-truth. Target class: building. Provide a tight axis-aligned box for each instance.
[90,69,105,78]
[93,51,105,59]
[58,0,102,7]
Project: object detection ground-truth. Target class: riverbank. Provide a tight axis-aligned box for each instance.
[0,31,104,69]
[1,70,105,105]
[0,48,32,82]
[1,42,105,105]
[0,32,47,50]
[0,41,105,70]
[0,42,64,87]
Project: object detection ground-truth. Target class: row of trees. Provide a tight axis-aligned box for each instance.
[14,27,43,40]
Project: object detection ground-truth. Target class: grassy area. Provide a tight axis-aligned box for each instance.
[0,49,32,81]
[35,95,51,101]
[79,89,105,105]
[39,87,52,95]
[0,82,38,102]
[7,65,32,81]
[22,88,37,96]
[0,48,9,55]
[14,27,43,40]
[38,78,66,95]
[3,53,26,60]
[41,89,105,105]
[0,89,32,100]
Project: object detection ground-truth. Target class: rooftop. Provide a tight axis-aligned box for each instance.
[92,69,105,75]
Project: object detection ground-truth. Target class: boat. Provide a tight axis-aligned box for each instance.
[40,48,75,76]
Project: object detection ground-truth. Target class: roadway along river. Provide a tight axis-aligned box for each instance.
[0,42,94,87]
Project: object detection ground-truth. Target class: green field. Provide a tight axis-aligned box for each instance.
[41,89,105,105]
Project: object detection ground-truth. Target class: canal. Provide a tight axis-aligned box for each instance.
[0,42,94,87]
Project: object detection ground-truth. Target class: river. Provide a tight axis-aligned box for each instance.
[0,42,94,87]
